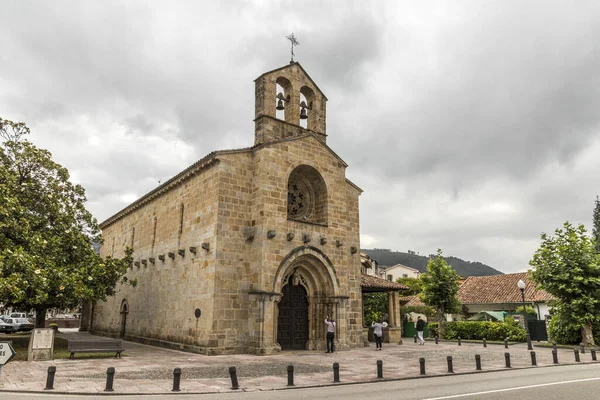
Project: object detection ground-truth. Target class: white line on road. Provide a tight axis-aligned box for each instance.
[423,377,600,400]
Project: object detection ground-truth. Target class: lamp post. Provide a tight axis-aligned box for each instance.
[517,279,533,350]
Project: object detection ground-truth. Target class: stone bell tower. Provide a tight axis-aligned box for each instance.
[254,62,327,145]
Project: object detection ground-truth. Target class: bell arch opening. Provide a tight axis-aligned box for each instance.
[287,165,328,225]
[276,77,292,123]
[299,85,315,130]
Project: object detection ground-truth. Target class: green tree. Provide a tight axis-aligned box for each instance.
[593,196,600,254]
[0,118,135,327]
[363,292,388,326]
[420,249,461,337]
[395,277,422,295]
[530,222,600,346]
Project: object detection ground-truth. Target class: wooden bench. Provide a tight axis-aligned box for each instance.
[67,339,124,359]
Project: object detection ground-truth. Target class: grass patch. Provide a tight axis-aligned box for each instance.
[1,333,126,362]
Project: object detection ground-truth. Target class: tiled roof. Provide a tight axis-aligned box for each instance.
[361,274,408,291]
[402,295,426,307]
[457,272,554,304]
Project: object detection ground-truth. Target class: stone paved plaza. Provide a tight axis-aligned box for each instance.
[0,330,596,395]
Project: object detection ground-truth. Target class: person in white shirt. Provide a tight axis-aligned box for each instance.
[371,320,388,350]
[324,316,336,353]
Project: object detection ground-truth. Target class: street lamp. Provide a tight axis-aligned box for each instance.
[517,279,533,350]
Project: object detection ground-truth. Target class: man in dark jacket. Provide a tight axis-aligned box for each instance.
[416,316,426,345]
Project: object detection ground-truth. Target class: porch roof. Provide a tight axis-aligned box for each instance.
[361,274,408,292]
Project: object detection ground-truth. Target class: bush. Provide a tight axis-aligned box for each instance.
[428,322,439,337]
[441,321,526,341]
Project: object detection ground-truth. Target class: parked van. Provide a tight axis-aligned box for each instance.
[10,312,27,319]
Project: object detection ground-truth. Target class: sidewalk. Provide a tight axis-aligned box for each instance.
[0,331,595,395]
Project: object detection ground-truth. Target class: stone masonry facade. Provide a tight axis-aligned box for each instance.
[91,62,364,355]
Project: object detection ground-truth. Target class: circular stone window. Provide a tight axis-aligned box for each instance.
[288,180,312,219]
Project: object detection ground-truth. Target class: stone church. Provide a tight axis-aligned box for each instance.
[89,62,368,355]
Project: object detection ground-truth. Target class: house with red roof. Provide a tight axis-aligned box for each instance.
[457,272,554,320]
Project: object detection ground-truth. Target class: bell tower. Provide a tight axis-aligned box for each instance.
[254,62,327,145]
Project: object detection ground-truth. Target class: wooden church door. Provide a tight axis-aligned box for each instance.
[277,284,309,350]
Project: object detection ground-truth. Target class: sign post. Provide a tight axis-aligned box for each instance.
[0,341,17,378]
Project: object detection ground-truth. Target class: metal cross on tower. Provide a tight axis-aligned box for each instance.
[286,33,300,63]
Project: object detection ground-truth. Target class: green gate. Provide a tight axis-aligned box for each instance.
[528,320,548,342]
[403,320,429,338]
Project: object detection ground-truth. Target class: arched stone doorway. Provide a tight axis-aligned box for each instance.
[120,300,129,339]
[277,284,309,350]
[272,246,346,351]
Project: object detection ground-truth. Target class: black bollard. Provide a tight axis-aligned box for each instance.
[552,349,559,364]
[580,343,586,354]
[414,335,418,343]
[435,335,439,345]
[574,349,580,362]
[483,338,487,348]
[44,366,56,390]
[229,366,239,390]
[592,349,597,361]
[287,365,294,386]
[504,338,509,349]
[504,352,511,368]
[475,354,481,371]
[104,367,115,392]
[447,356,454,373]
[377,360,383,379]
[457,336,461,346]
[419,357,426,375]
[552,342,557,352]
[530,351,537,366]
[333,362,340,383]
[172,368,181,392]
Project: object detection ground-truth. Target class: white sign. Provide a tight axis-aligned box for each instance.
[31,329,53,349]
[0,342,16,365]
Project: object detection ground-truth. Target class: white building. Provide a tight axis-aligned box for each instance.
[380,264,421,281]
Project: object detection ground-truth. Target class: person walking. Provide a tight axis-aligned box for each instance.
[416,316,426,345]
[325,315,336,353]
[372,320,385,350]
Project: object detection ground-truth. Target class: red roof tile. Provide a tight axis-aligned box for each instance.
[361,274,408,291]
[457,272,554,304]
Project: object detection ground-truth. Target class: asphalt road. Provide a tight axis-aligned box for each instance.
[8,363,600,400]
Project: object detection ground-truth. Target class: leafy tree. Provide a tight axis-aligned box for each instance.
[0,118,135,327]
[363,292,388,326]
[400,305,436,321]
[420,249,461,337]
[395,277,422,295]
[530,222,600,346]
[593,196,600,254]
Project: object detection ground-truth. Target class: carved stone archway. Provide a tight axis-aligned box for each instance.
[272,246,347,350]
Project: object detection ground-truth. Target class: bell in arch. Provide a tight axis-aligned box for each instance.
[276,99,285,111]
[300,107,308,120]
[299,100,308,120]
[276,92,287,111]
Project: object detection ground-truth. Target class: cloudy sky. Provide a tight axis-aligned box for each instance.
[2,1,600,273]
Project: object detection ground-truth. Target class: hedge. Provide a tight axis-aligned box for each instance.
[427,321,526,341]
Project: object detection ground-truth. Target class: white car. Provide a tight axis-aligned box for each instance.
[5,318,34,332]
[0,319,16,334]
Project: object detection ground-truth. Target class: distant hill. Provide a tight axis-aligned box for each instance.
[362,249,503,277]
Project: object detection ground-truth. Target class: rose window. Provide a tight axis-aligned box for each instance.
[288,181,311,219]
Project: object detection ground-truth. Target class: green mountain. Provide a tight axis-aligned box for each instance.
[362,248,503,277]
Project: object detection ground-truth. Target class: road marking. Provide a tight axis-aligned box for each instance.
[423,377,600,399]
